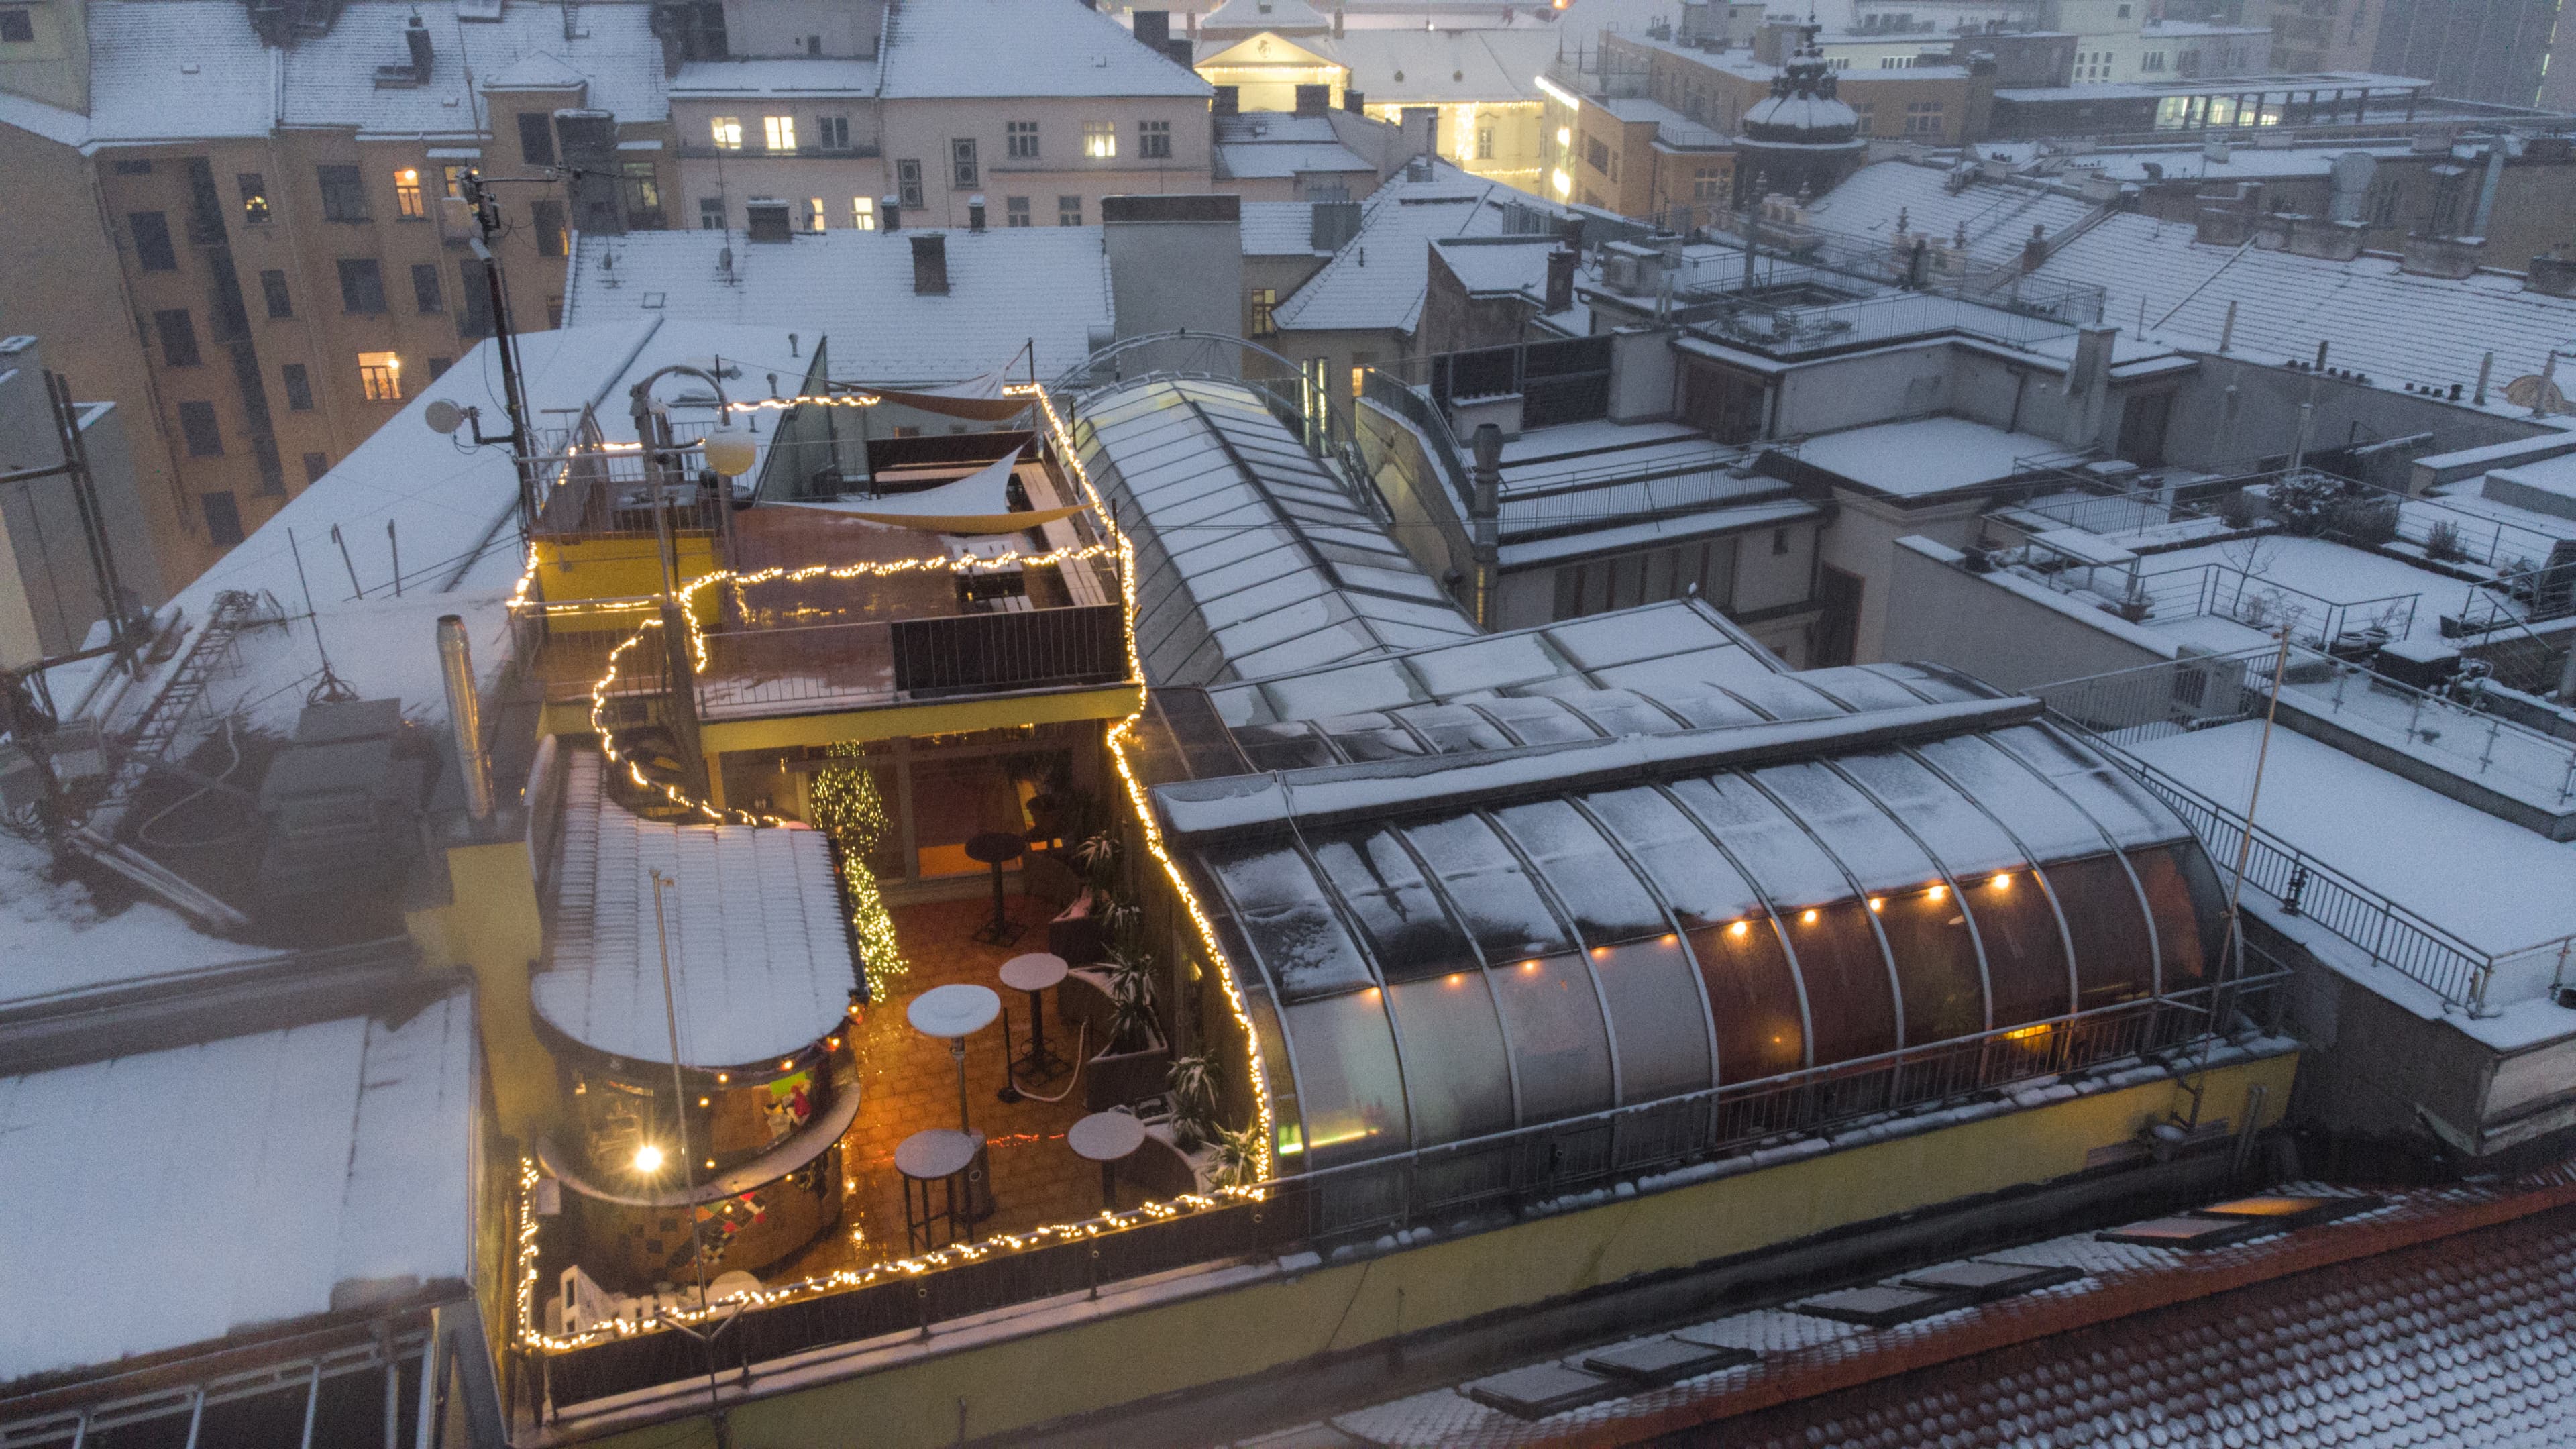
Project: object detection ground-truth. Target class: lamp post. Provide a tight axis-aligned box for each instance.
[625,365,758,602]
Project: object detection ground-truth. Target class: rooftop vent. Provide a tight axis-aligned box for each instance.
[374,11,433,87]
[912,232,949,295]
[744,199,793,243]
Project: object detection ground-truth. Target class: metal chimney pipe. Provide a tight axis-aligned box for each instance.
[1470,423,1503,629]
[437,614,496,822]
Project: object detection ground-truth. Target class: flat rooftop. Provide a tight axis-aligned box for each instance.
[1795,417,2060,499]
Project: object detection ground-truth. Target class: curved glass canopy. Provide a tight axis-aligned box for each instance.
[1197,721,2228,1168]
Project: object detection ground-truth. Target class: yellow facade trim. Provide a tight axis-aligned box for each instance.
[557,1051,2297,1449]
[696,683,1146,755]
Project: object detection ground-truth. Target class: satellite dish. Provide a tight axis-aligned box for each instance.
[699,425,757,477]
[423,398,467,435]
[2502,375,2569,415]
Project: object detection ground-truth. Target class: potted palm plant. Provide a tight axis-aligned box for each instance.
[1166,1053,1217,1150]
[1085,945,1170,1111]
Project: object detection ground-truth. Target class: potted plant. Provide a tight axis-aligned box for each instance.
[1086,945,1171,1111]
[1208,1122,1263,1191]
[1167,1054,1217,1150]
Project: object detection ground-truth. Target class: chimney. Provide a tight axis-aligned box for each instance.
[2528,250,2576,297]
[1166,36,1193,66]
[436,615,494,822]
[881,195,901,233]
[2021,222,2049,272]
[1544,247,1576,313]
[1295,83,1330,116]
[2399,233,2481,278]
[912,233,949,294]
[1332,5,1345,35]
[1343,88,1366,113]
[1213,85,1240,117]
[2063,325,2115,447]
[1469,424,1503,627]
[968,194,987,231]
[405,13,434,78]
[1134,9,1171,50]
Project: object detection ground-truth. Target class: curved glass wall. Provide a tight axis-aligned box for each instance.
[1193,722,2233,1168]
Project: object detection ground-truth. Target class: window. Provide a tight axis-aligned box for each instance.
[2116,2,2131,13]
[0,9,33,42]
[517,112,556,166]
[426,356,451,380]
[1248,286,1277,335]
[155,310,200,368]
[318,165,368,221]
[806,197,827,231]
[358,351,401,402]
[710,115,743,151]
[1902,100,1945,136]
[850,195,875,229]
[762,114,796,151]
[620,160,662,229]
[1585,136,1610,175]
[302,452,329,484]
[952,136,979,187]
[1138,119,1170,160]
[178,401,223,456]
[1005,195,1030,227]
[411,262,443,313]
[699,196,724,229]
[1007,119,1039,158]
[816,115,849,150]
[2141,50,2167,72]
[1350,353,1377,399]
[1477,125,1495,160]
[897,159,924,207]
[1693,166,1723,201]
[1853,101,1877,133]
[1082,120,1115,159]
[281,363,314,411]
[1057,194,1082,226]
[129,211,177,270]
[238,173,270,223]
[201,490,244,545]
[393,167,424,218]
[336,258,386,313]
[529,199,566,257]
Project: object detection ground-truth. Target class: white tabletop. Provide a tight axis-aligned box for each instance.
[907,983,1000,1039]
[998,953,1069,994]
[893,1128,982,1181]
[1067,1110,1147,1163]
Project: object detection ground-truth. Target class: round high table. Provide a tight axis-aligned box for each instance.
[907,984,1001,1222]
[1067,1110,1148,1213]
[965,830,1026,945]
[998,952,1071,1083]
[894,1127,984,1252]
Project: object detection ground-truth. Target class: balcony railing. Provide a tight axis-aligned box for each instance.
[686,603,1129,718]
[524,973,2283,1417]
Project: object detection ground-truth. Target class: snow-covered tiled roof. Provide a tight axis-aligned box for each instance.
[80,1,278,145]
[1200,0,1330,33]
[1809,160,2576,398]
[1323,28,1562,105]
[1274,169,1547,334]
[562,226,1113,381]
[535,753,857,1068]
[1242,200,1327,255]
[279,1,669,132]
[1074,377,1480,686]
[670,58,883,97]
[0,991,478,1387]
[1434,235,1557,297]
[880,0,1211,99]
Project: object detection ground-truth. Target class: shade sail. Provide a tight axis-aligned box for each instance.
[773,449,1086,535]
[863,367,1035,421]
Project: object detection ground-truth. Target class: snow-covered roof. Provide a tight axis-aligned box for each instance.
[1242,200,1328,254]
[1322,28,1563,104]
[1074,377,1480,686]
[1433,235,1558,297]
[534,753,857,1068]
[1220,139,1378,178]
[1200,0,1332,34]
[1808,160,2576,401]
[1794,416,2061,498]
[880,0,1212,99]
[670,58,883,97]
[80,1,278,146]
[562,227,1114,382]
[0,836,266,1010]
[1273,168,1549,334]
[1602,95,1729,148]
[0,990,478,1387]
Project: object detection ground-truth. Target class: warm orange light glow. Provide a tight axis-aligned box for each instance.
[1990,873,2012,890]
[2005,1022,2050,1040]
[716,1073,729,1084]
[1868,897,1885,912]
[1446,973,1464,987]
[1521,960,1540,973]
[780,1059,794,1071]
[1728,920,1750,938]
[1801,908,1818,925]
[1661,933,1678,945]
[1927,884,1947,902]
[1591,947,1610,959]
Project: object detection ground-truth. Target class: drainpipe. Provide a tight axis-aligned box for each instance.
[1470,423,1503,628]
[437,614,496,822]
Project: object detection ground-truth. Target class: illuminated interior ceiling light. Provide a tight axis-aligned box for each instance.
[1728,920,1750,937]
[1991,873,2012,890]
[633,1144,665,1173]
[1801,908,1819,924]
[1868,896,1885,912]
[1927,883,1947,902]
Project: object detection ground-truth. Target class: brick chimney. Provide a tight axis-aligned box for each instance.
[2529,250,2576,297]
[912,232,948,294]
[1134,9,1171,50]
[968,195,987,232]
[1544,248,1576,313]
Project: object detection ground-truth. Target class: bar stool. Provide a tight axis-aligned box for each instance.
[998,951,1071,1083]
[965,830,1026,945]
[1067,1110,1147,1214]
[895,1128,983,1254]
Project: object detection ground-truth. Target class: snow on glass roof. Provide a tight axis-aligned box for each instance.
[535,753,857,1069]
[0,991,476,1387]
[1075,378,1482,686]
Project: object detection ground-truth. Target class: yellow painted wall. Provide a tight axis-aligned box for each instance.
[533,533,721,623]
[696,683,1144,755]
[561,1051,2296,1449]
[408,837,559,1140]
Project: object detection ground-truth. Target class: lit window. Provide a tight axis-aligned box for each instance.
[440,164,466,199]
[710,115,742,151]
[806,197,826,231]
[358,351,402,402]
[238,172,271,223]
[1350,365,1365,398]
[1556,125,1571,146]
[763,115,796,152]
[1550,167,1571,197]
[394,168,423,217]
[1248,286,1276,335]
[850,195,875,230]
[1082,120,1116,158]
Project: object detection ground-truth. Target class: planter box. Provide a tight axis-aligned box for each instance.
[1087,1036,1170,1112]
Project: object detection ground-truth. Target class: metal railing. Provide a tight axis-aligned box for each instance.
[2283,648,2576,806]
[527,973,2283,1413]
[2129,560,2418,653]
[688,604,1129,718]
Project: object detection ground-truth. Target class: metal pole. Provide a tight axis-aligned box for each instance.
[650,870,731,1449]
[437,614,496,821]
[44,372,132,672]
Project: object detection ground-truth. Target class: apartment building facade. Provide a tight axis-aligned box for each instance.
[0,0,670,589]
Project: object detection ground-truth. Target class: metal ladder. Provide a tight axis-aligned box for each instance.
[88,589,280,835]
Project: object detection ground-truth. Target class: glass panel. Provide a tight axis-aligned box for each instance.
[1910,735,2112,861]
[1836,751,2021,875]
[1309,826,1476,982]
[1774,901,1900,1063]
[1667,775,1849,906]
[1587,937,1713,1099]
[1652,687,1767,729]
[1958,868,2072,1028]
[1401,814,1574,962]
[1279,991,1409,1163]
[2039,855,2157,1010]
[1718,674,1851,722]
[1393,702,1514,754]
[2131,845,2227,989]
[1206,841,1377,1001]
[1578,786,1766,926]
[1316,712,1426,762]
[1233,722,1336,772]
[1385,971,1516,1144]
[1474,695,1600,745]
[1752,761,1937,892]
[1489,953,1615,1122]
[1987,724,2186,849]
[1558,690,1679,739]
[1491,800,1667,944]
[1684,918,1807,1081]
[1871,881,1988,1042]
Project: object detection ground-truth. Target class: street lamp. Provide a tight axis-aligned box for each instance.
[627,364,757,601]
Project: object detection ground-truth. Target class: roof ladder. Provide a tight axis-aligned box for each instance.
[88,589,281,837]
